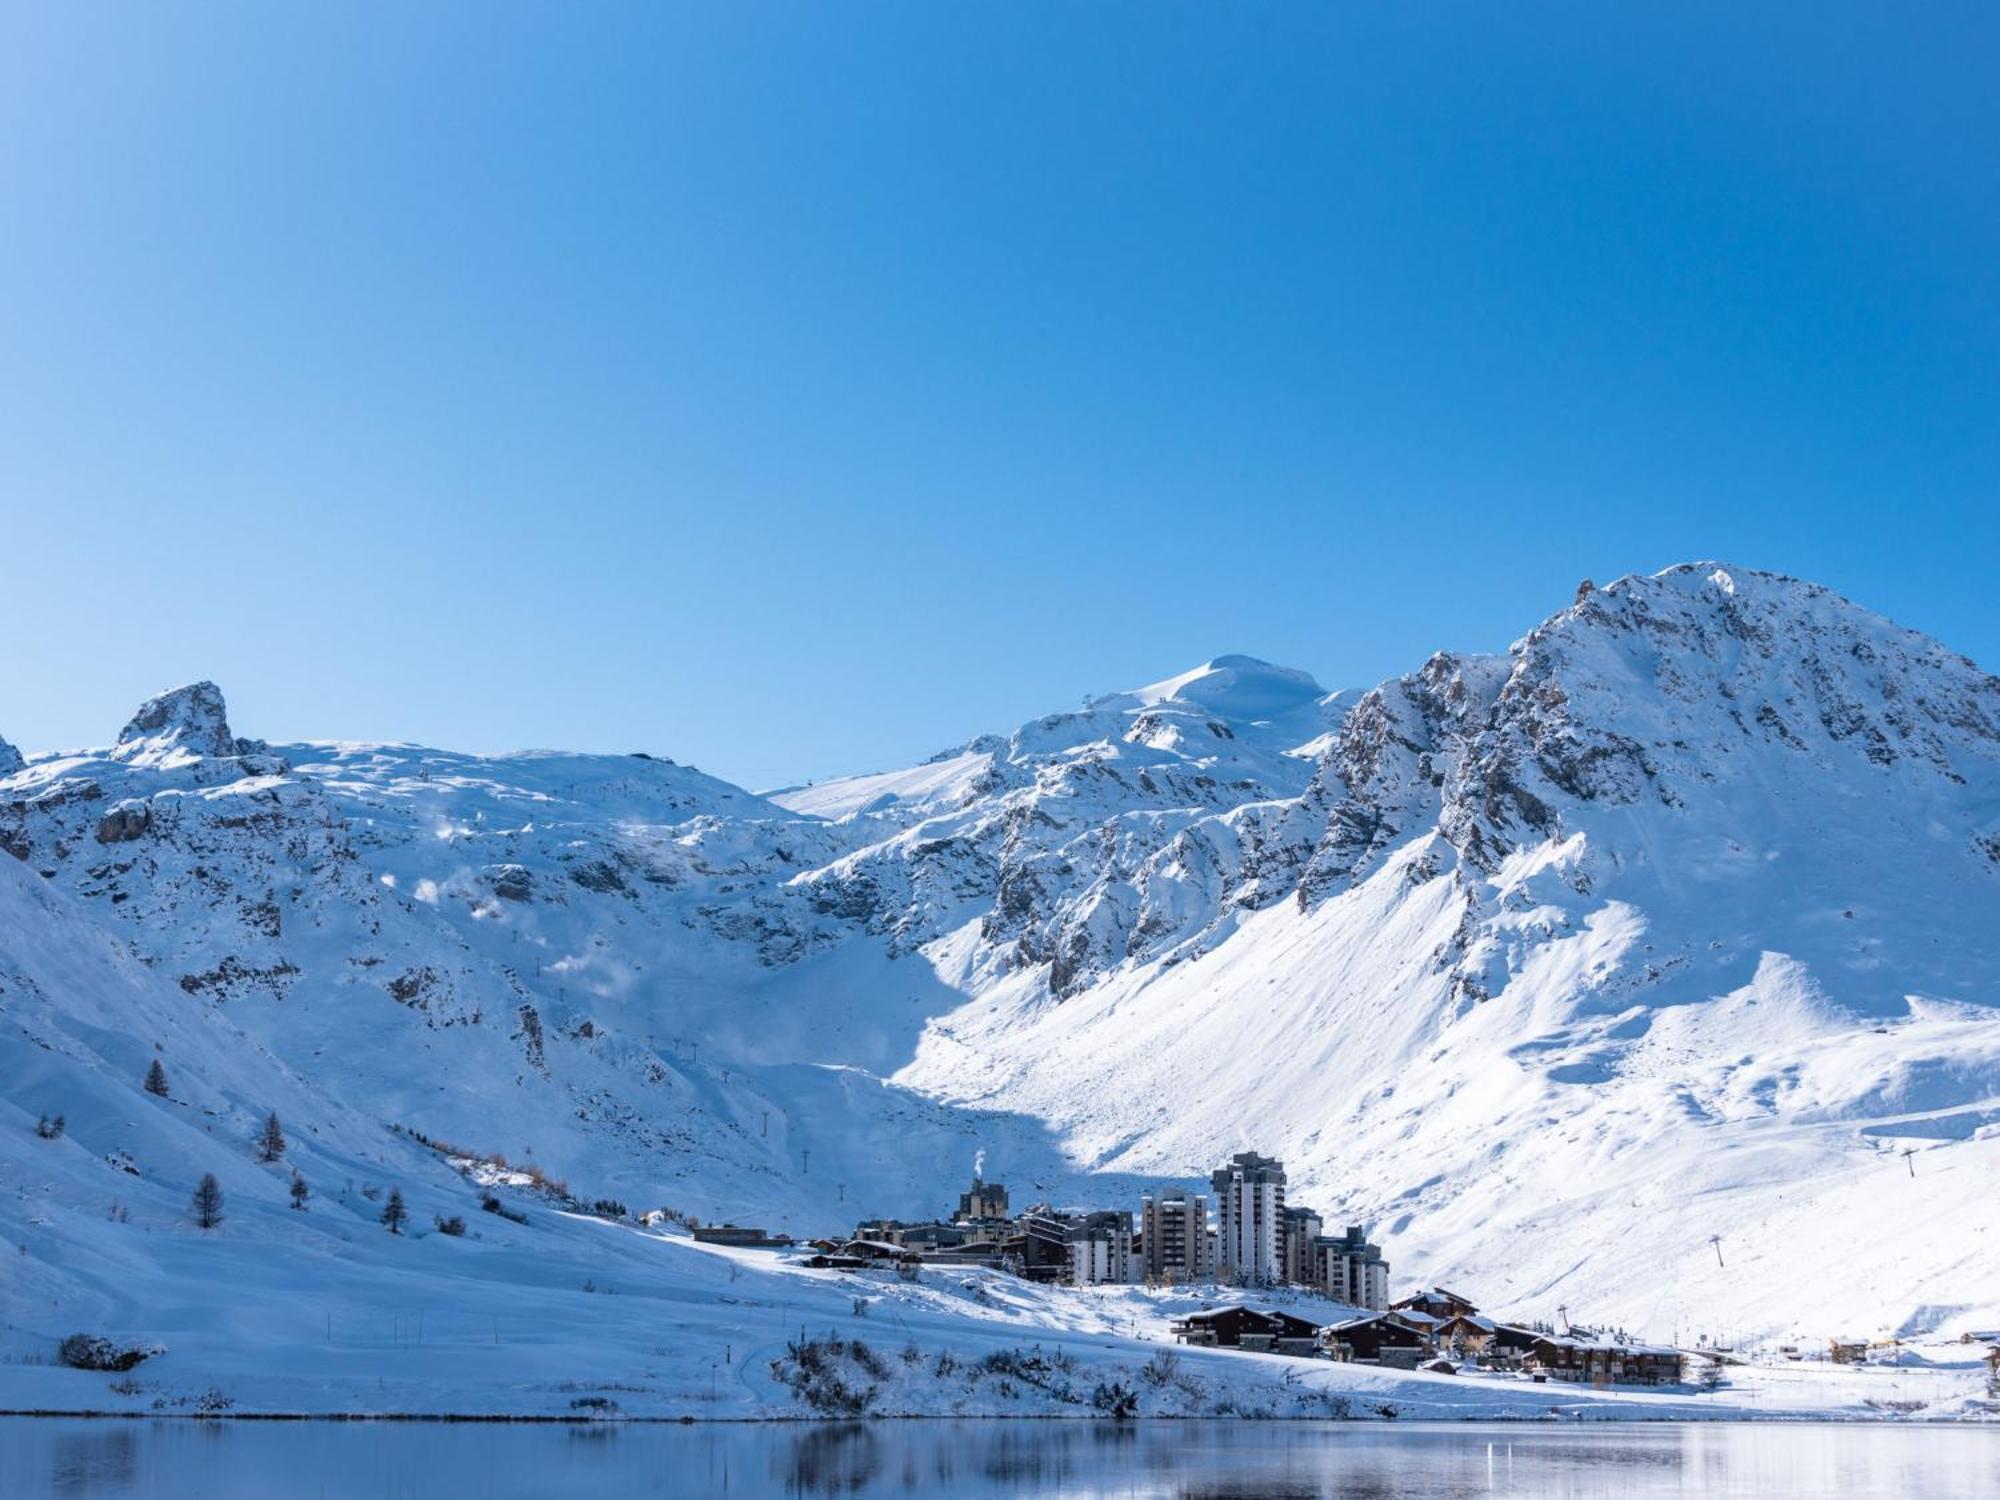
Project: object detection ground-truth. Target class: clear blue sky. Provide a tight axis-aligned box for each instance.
[2,3,1995,790]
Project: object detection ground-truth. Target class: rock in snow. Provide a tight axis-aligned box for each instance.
[3,560,1999,1412]
[112,679,243,764]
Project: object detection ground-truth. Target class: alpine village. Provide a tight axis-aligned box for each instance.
[698,1151,1728,1391]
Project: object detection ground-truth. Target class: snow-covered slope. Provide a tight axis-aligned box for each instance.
[5,562,2000,1396]
[902,565,2000,1338]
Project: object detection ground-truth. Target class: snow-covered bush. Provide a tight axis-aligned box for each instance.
[1091,1380,1138,1419]
[58,1335,162,1372]
[772,1335,883,1416]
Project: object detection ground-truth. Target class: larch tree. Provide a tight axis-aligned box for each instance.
[191,1172,224,1230]
[381,1187,408,1235]
[144,1059,170,1097]
[289,1171,310,1211]
[258,1111,286,1162]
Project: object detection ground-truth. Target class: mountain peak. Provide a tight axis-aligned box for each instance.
[113,680,240,765]
[0,730,21,776]
[1127,655,1324,719]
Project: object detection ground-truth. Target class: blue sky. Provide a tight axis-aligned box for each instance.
[2,3,1996,790]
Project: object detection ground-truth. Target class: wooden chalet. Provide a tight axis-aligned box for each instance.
[1391,1286,1480,1321]
[1171,1307,1322,1357]
[1321,1311,1436,1366]
[691,1223,792,1249]
[835,1238,919,1265]
[1524,1335,1684,1387]
[1434,1315,1542,1368]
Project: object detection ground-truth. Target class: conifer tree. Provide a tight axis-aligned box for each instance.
[289,1171,310,1212]
[191,1172,224,1230]
[381,1187,408,1235]
[258,1111,286,1163]
[144,1059,170,1097]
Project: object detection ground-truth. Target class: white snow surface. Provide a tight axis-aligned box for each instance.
[4,562,2000,1418]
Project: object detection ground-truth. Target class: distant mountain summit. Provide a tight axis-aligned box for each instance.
[3,562,1998,1342]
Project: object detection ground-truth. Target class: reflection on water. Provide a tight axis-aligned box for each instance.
[3,1417,1997,1499]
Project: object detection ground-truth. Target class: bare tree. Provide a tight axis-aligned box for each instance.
[381,1187,408,1235]
[191,1173,224,1230]
[144,1060,170,1098]
[258,1111,286,1163]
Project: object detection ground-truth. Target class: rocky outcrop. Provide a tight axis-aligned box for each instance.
[114,680,240,762]
[0,733,22,777]
[95,801,152,844]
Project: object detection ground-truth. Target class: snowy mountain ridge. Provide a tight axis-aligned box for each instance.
[4,561,1999,1358]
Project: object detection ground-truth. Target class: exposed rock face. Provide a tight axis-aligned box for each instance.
[113,681,242,765]
[95,802,152,844]
[0,733,22,777]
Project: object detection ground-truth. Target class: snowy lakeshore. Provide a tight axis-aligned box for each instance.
[5,1217,1996,1426]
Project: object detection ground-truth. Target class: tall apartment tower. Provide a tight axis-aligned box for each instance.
[1140,1188,1211,1283]
[1280,1205,1323,1286]
[1068,1210,1138,1285]
[1314,1224,1391,1310]
[1211,1151,1286,1285]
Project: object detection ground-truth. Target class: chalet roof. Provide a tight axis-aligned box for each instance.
[1393,1286,1475,1307]
[1328,1311,1431,1334]
[1178,1306,1321,1335]
[1532,1335,1681,1357]
[1440,1314,1498,1333]
[838,1239,911,1258]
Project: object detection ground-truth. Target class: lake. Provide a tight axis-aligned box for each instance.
[3,1418,1996,1498]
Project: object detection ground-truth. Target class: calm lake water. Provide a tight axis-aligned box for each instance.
[3,1418,1996,1499]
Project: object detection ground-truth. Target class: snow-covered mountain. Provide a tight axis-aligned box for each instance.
[5,562,1999,1365]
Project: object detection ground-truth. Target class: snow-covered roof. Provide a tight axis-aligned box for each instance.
[1535,1335,1681,1357]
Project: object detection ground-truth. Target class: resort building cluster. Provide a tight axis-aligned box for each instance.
[811,1151,1390,1304]
[700,1148,1696,1389]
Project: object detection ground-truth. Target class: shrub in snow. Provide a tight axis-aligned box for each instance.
[587,1198,627,1220]
[1090,1380,1138,1419]
[569,1396,619,1414]
[434,1214,467,1236]
[190,1173,223,1230]
[35,1113,66,1139]
[480,1193,528,1224]
[773,1336,885,1416]
[1697,1360,1727,1394]
[58,1334,164,1372]
[289,1172,310,1211]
